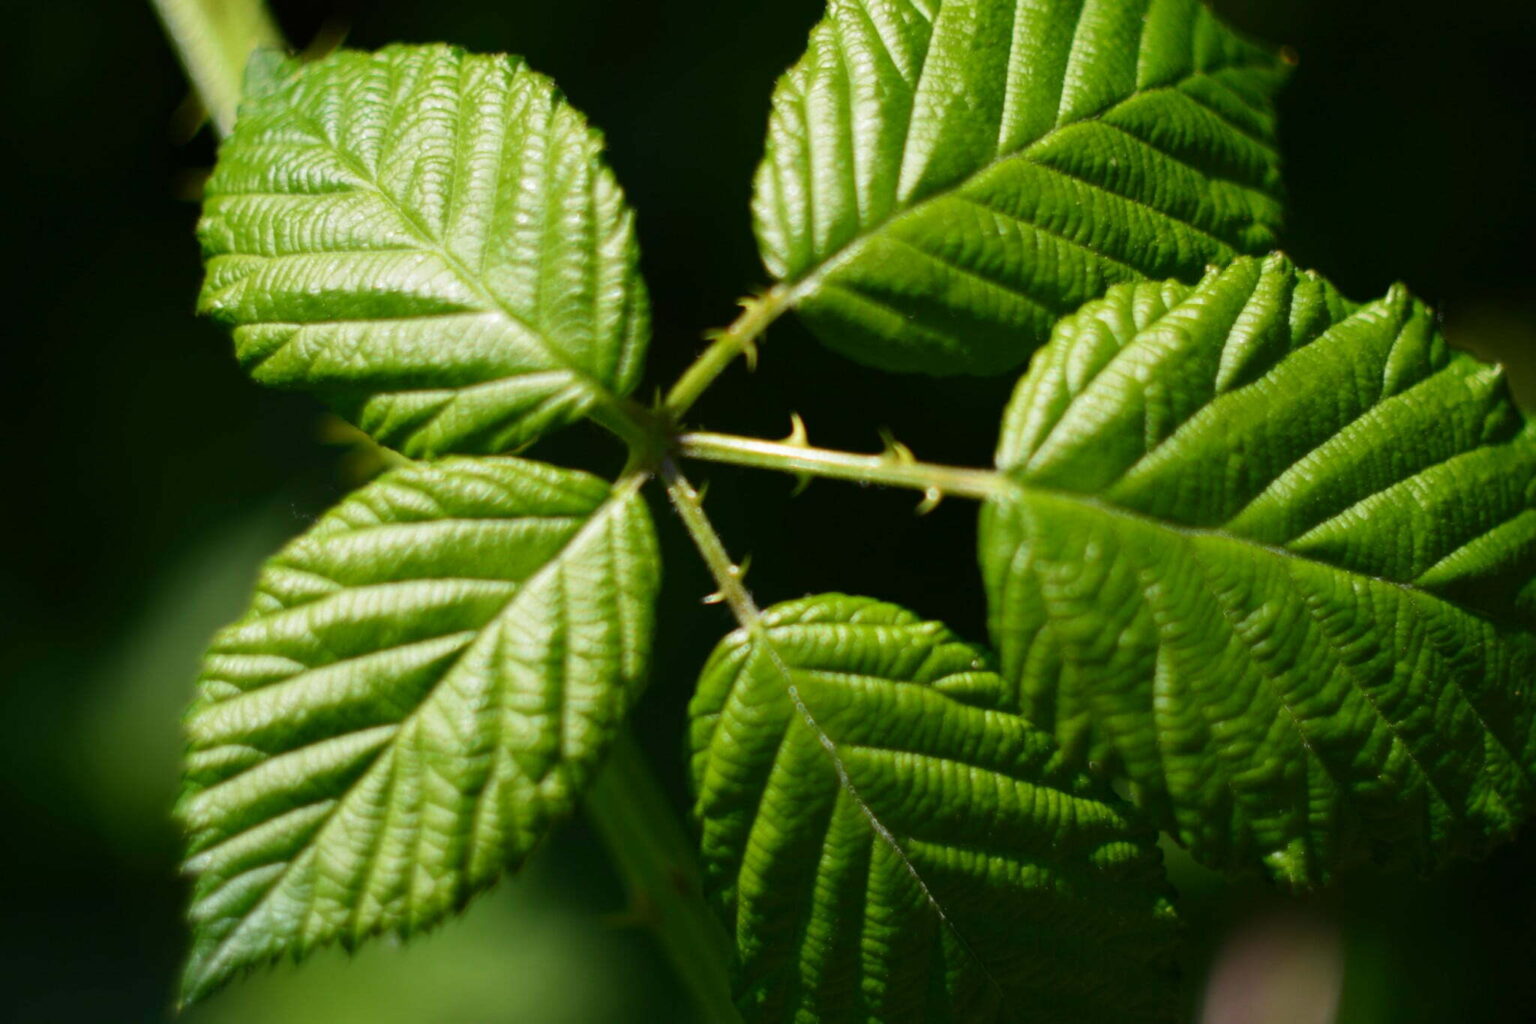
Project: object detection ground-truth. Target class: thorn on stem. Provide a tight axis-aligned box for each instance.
[739,338,760,371]
[783,413,810,447]
[702,321,755,370]
[916,487,944,515]
[703,558,750,605]
[784,413,813,495]
[716,294,771,371]
[879,429,917,466]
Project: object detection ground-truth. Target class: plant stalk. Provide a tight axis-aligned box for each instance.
[663,287,793,423]
[585,732,742,1024]
[661,460,762,627]
[149,0,284,136]
[676,431,1005,502]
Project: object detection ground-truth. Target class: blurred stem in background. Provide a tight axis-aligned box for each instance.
[144,2,740,1018]
[586,735,739,1023]
[149,0,282,134]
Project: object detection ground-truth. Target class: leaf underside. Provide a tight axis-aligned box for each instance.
[756,0,1288,376]
[199,44,649,457]
[981,254,1536,885]
[690,595,1179,1023]
[177,457,658,1003]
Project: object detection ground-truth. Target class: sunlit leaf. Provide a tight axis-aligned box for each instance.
[756,0,1288,375]
[179,457,659,1002]
[200,45,650,456]
[691,594,1179,1022]
[981,254,1536,884]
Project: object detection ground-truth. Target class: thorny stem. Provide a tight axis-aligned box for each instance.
[661,460,762,628]
[149,0,283,136]
[676,430,1005,504]
[663,287,794,423]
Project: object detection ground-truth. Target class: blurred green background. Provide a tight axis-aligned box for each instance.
[5,1,1535,1021]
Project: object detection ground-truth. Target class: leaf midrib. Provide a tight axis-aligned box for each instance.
[999,477,1535,870]
[998,478,1534,834]
[782,58,1278,305]
[1002,477,1529,632]
[739,627,1011,1001]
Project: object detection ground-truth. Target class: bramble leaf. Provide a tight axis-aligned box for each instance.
[980,254,1536,885]
[690,594,1179,1023]
[199,44,649,457]
[756,0,1288,376]
[177,457,659,1003]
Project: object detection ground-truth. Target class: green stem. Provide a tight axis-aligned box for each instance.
[664,287,793,423]
[149,0,285,136]
[661,460,762,627]
[676,431,1004,502]
[585,732,742,1024]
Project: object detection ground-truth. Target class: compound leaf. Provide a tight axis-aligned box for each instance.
[756,0,1288,376]
[691,594,1179,1023]
[178,457,659,1003]
[981,254,1536,885]
[200,44,649,457]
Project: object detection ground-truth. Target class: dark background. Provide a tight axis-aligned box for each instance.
[6,1,1535,1021]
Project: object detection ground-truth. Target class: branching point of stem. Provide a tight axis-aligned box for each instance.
[589,395,672,468]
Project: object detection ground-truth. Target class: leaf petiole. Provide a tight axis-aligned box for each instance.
[675,430,1004,502]
[663,287,793,423]
[661,460,762,628]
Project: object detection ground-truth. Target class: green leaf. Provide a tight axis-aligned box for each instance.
[199,44,650,457]
[980,254,1536,885]
[756,0,1288,376]
[690,594,1179,1023]
[177,457,659,1004]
